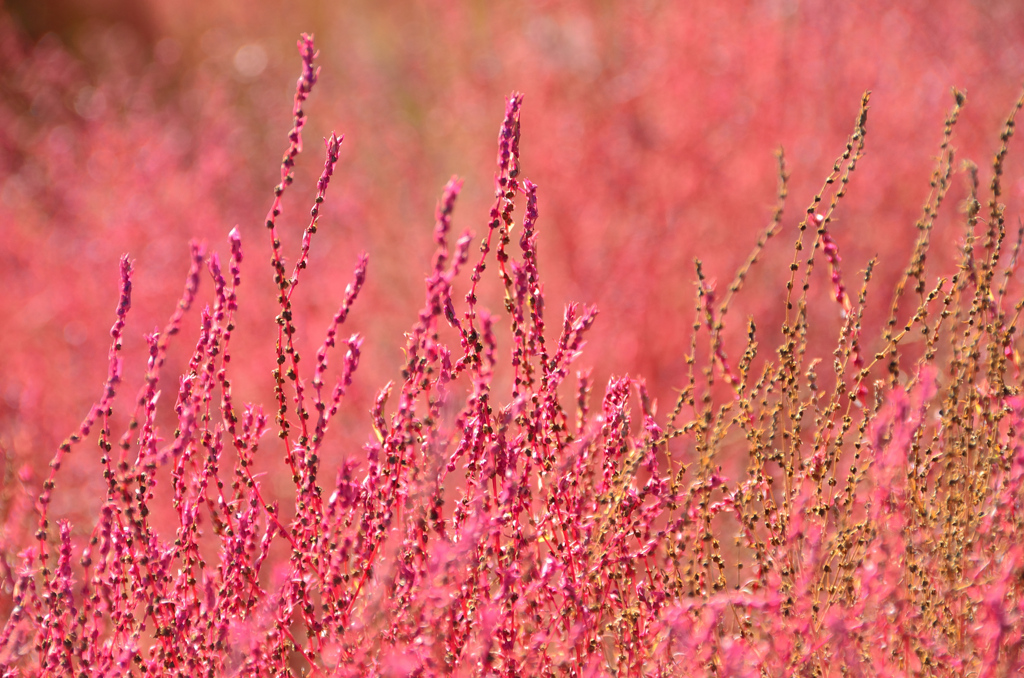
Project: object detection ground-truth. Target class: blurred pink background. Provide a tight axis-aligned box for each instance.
[2,0,1023,505]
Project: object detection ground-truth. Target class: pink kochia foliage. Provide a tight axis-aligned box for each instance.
[4,33,1024,677]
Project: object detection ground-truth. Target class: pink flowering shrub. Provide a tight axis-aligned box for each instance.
[3,27,1024,678]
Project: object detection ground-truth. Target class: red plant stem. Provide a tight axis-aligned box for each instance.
[36,256,132,584]
[265,34,320,481]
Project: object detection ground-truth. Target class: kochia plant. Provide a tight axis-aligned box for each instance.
[2,33,1024,678]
